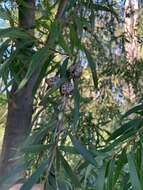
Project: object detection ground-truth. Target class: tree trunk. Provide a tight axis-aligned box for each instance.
[0,0,35,185]
[125,0,139,62]
[124,0,139,103]
[0,0,68,188]
[0,85,33,176]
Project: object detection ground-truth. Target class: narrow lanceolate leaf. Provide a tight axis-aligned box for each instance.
[106,159,115,190]
[96,164,106,190]
[70,24,82,51]
[0,27,33,40]
[83,165,93,189]
[123,103,143,118]
[107,118,142,142]
[70,135,97,166]
[59,57,69,78]
[127,152,142,190]
[113,149,127,186]
[73,81,80,129]
[84,49,98,89]
[104,125,141,152]
[21,159,49,190]
[18,45,50,91]
[59,146,79,154]
[22,144,52,154]
[59,151,81,188]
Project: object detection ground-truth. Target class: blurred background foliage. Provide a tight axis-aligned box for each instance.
[0,0,143,189]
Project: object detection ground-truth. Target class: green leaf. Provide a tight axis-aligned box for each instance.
[113,149,127,186]
[123,103,143,118]
[70,135,97,166]
[139,145,143,188]
[120,174,130,190]
[84,48,98,89]
[96,164,106,190]
[22,144,52,153]
[24,120,56,145]
[58,34,71,55]
[59,57,69,78]
[107,119,142,142]
[59,151,81,188]
[69,24,82,51]
[104,119,143,152]
[127,152,142,190]
[72,81,80,129]
[18,45,51,90]
[21,159,49,190]
[83,164,93,189]
[59,146,79,154]
[32,54,54,95]
[0,27,33,40]
[106,159,115,190]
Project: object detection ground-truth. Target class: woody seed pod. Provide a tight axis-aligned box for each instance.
[45,76,60,87]
[70,62,83,79]
[60,81,74,96]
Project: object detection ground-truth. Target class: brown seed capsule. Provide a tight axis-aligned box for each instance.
[60,81,74,96]
[45,76,60,87]
[70,62,83,79]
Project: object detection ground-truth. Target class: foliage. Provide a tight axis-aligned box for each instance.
[0,0,143,190]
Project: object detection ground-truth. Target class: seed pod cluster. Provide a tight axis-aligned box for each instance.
[45,61,83,96]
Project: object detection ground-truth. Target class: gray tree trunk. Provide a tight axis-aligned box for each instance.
[0,0,35,186]
[124,0,139,103]
[0,0,68,188]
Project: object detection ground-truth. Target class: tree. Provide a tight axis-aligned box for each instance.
[0,0,69,187]
[0,0,143,189]
[0,0,35,179]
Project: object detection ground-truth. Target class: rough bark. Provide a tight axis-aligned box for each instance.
[0,0,35,185]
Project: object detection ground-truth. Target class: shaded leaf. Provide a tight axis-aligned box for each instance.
[18,45,51,90]
[0,27,33,40]
[107,118,142,142]
[21,159,49,190]
[59,151,81,188]
[106,159,115,190]
[84,48,98,89]
[96,164,106,190]
[70,135,97,166]
[127,152,142,190]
